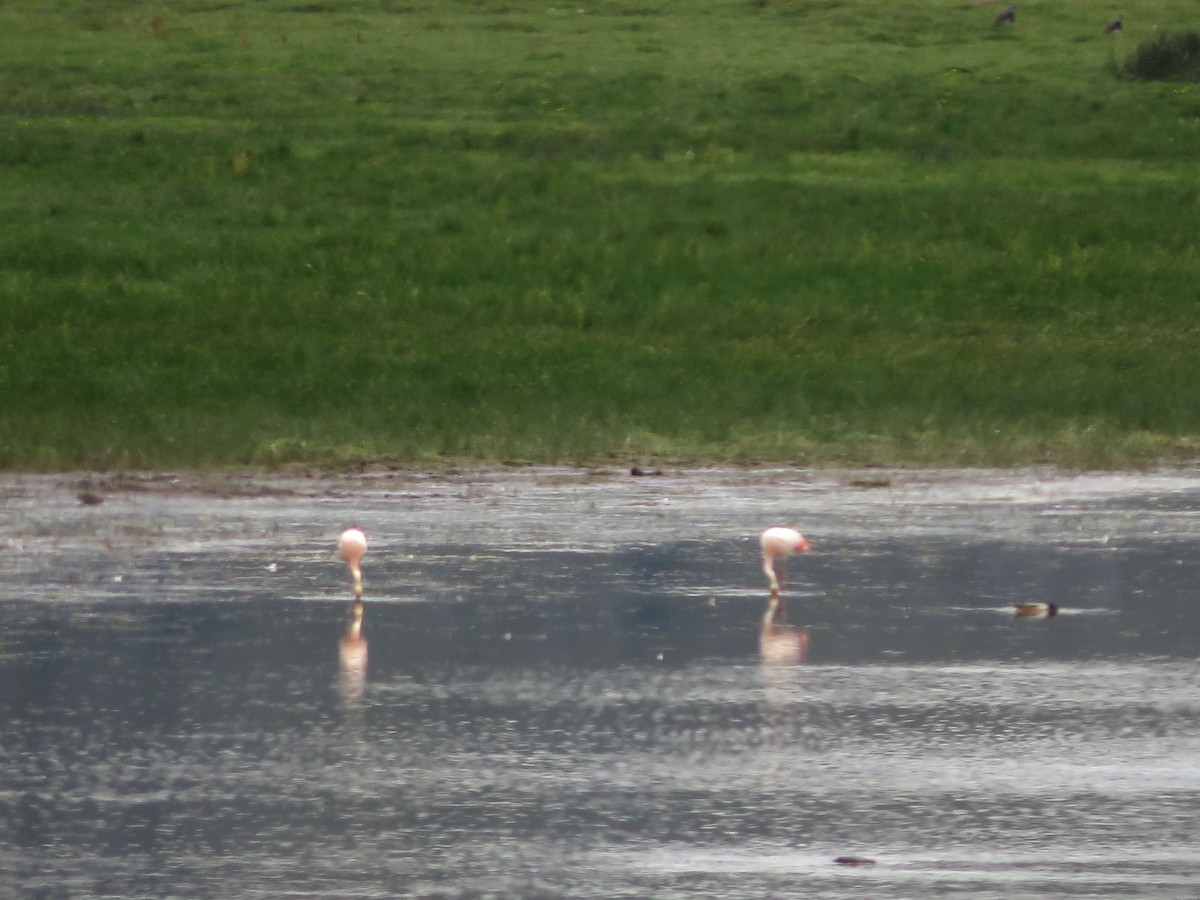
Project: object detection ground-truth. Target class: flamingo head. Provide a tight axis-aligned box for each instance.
[338,527,368,565]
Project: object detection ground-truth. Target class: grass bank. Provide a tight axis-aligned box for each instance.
[3,0,1200,470]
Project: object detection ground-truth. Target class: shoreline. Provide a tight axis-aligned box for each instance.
[5,460,1199,501]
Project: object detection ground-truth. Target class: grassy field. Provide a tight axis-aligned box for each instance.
[3,0,1200,470]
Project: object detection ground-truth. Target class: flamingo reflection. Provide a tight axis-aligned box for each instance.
[760,611,810,665]
[338,598,368,702]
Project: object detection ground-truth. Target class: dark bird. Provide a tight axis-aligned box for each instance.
[77,491,104,506]
[1105,14,1123,33]
[1013,602,1058,619]
[994,3,1015,26]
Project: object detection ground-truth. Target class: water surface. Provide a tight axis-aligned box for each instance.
[2,468,1200,897]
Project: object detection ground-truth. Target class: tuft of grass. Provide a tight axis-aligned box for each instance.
[1116,30,1200,81]
[2,1,1200,470]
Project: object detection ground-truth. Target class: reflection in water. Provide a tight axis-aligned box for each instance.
[759,587,810,665]
[338,599,367,705]
[759,616,810,665]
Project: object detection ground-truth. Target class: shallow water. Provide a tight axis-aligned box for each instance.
[2,468,1200,897]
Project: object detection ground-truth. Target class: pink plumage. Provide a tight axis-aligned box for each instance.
[338,527,368,600]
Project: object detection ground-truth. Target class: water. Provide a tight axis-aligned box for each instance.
[3,467,1200,897]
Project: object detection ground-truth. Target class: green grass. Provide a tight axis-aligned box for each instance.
[3,0,1200,470]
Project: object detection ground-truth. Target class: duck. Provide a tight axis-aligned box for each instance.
[1013,601,1058,618]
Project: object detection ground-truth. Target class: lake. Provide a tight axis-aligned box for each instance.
[2,467,1199,897]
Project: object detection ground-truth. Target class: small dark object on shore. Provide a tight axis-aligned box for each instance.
[77,491,104,506]
[834,856,876,866]
[849,478,891,489]
[630,466,664,477]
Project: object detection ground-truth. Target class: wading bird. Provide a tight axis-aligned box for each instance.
[1013,602,1058,619]
[338,527,368,600]
[994,3,1015,26]
[760,526,810,615]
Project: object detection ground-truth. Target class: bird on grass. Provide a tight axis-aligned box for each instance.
[1105,14,1123,33]
[338,527,368,600]
[1013,602,1058,619]
[994,3,1015,27]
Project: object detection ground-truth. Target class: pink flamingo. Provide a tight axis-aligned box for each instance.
[760,526,810,618]
[338,527,368,600]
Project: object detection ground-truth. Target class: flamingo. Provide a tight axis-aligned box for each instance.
[760,526,810,615]
[338,527,368,600]
[1013,602,1057,619]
